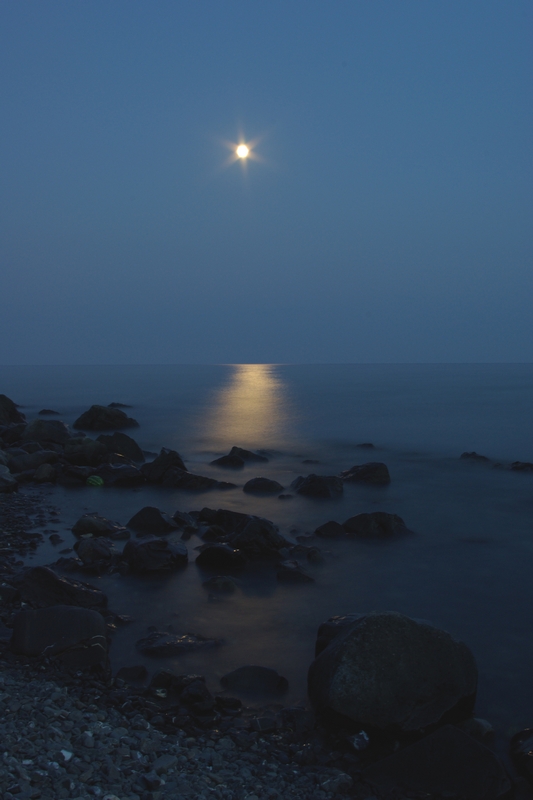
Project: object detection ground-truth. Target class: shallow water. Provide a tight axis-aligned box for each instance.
[2,363,533,736]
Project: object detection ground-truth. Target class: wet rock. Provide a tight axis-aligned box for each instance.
[74,537,114,566]
[362,724,511,799]
[511,461,533,472]
[38,408,60,415]
[343,511,408,538]
[211,454,245,468]
[73,404,139,430]
[72,513,128,538]
[200,507,255,534]
[126,506,179,534]
[314,520,345,538]
[172,510,198,530]
[461,451,491,463]
[0,421,27,444]
[136,630,221,656]
[123,537,188,572]
[22,418,70,445]
[307,546,325,564]
[141,448,187,481]
[97,431,145,462]
[93,463,145,486]
[511,728,533,784]
[243,477,284,494]
[64,437,107,466]
[202,575,238,593]
[341,461,391,485]
[229,446,268,462]
[308,611,477,734]
[0,465,18,492]
[17,566,108,610]
[116,664,148,683]
[201,524,227,541]
[11,605,107,666]
[277,560,314,583]
[221,666,288,694]
[195,543,247,570]
[33,462,56,483]
[231,518,290,559]
[9,449,58,473]
[291,474,344,498]
[0,394,25,426]
[314,614,365,656]
[162,468,234,491]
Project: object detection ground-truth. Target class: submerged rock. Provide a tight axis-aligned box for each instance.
[123,537,188,572]
[341,462,391,485]
[73,404,139,431]
[343,511,408,538]
[162,469,235,492]
[202,575,238,593]
[229,446,268,462]
[136,630,221,657]
[243,477,284,494]
[221,666,288,694]
[314,520,345,538]
[291,474,343,498]
[11,605,107,666]
[308,611,477,734]
[97,431,145,462]
[126,506,179,534]
[461,451,491,463]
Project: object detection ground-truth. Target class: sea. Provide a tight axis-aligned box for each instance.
[1,363,532,740]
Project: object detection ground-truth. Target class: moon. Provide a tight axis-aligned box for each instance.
[236,144,249,159]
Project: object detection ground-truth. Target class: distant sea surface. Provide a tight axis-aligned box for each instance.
[2,364,533,738]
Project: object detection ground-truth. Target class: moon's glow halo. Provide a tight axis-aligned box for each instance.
[236,144,249,159]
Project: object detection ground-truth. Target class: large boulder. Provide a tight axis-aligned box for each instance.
[291,474,343,498]
[0,395,25,426]
[141,448,187,481]
[243,477,284,494]
[362,724,511,799]
[123,537,188,572]
[308,611,477,734]
[18,566,108,610]
[72,513,129,538]
[64,437,107,466]
[230,518,290,559]
[315,520,345,538]
[97,432,145,462]
[126,506,179,534]
[341,462,391,485]
[211,454,245,468]
[9,450,59,474]
[195,544,246,570]
[343,512,407,538]
[74,537,115,566]
[229,446,268,462]
[0,422,27,444]
[21,419,70,445]
[73,405,139,431]
[11,605,107,666]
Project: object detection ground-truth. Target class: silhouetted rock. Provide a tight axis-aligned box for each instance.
[356,442,375,449]
[136,630,221,657]
[343,511,408,538]
[314,614,364,656]
[17,566,108,610]
[461,451,491,462]
[277,560,314,583]
[0,465,18,492]
[97,431,145,462]
[38,409,60,415]
[229,446,268,462]
[11,605,107,666]
[362,725,511,799]
[231,518,290,559]
[221,666,288,694]
[141,448,187,481]
[200,507,255,534]
[0,395,25,426]
[172,510,198,530]
[73,404,139,430]
[341,462,391,485]
[211,454,245,468]
[74,537,114,566]
[195,543,246,570]
[22,418,70,445]
[308,611,477,734]
[314,520,345,538]
[291,474,343,498]
[162,468,235,492]
[93,463,145,487]
[511,728,533,785]
[123,537,188,572]
[126,506,179,534]
[33,463,56,483]
[64,437,107,466]
[9,450,58,474]
[511,461,533,472]
[108,402,132,408]
[243,477,284,494]
[72,513,129,538]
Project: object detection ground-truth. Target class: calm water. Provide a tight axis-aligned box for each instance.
[2,364,533,738]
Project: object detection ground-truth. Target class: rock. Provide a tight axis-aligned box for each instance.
[92,464,145,487]
[141,448,187,481]
[33,463,56,483]
[136,630,221,656]
[314,614,365,656]
[221,666,288,694]
[9,449,58,474]
[202,576,238,593]
[195,543,247,570]
[308,611,477,734]
[231,518,290,559]
[153,754,178,775]
[461,451,491,462]
[11,605,107,666]
[74,537,114,566]
[108,401,132,408]
[229,446,268,462]
[0,448,9,466]
[291,474,344,498]
[0,394,25,426]
[22,418,70,445]
[511,728,533,784]
[341,462,391,485]
[321,773,353,794]
[72,513,129,538]
[162,468,234,491]
[0,421,27,444]
[73,404,139,430]
[0,465,18,492]
[362,724,511,799]
[116,665,148,683]
[18,566,108,610]
[126,506,179,534]
[96,431,145,462]
[172,510,198,530]
[200,507,256,534]
[307,546,325,564]
[211,454,245,468]
[314,520,345,538]
[343,512,408,538]
[277,560,314,583]
[356,442,375,449]
[123,537,188,572]
[201,524,227,541]
[64,437,107,466]
[243,477,284,494]
[38,408,60,415]
[511,461,533,472]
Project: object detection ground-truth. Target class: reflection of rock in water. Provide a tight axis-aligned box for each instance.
[202,364,293,450]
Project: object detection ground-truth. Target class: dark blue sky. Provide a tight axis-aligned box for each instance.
[1,1,531,364]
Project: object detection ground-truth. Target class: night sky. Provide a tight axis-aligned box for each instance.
[1,1,531,364]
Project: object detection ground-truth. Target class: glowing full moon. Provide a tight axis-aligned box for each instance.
[236,144,249,158]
